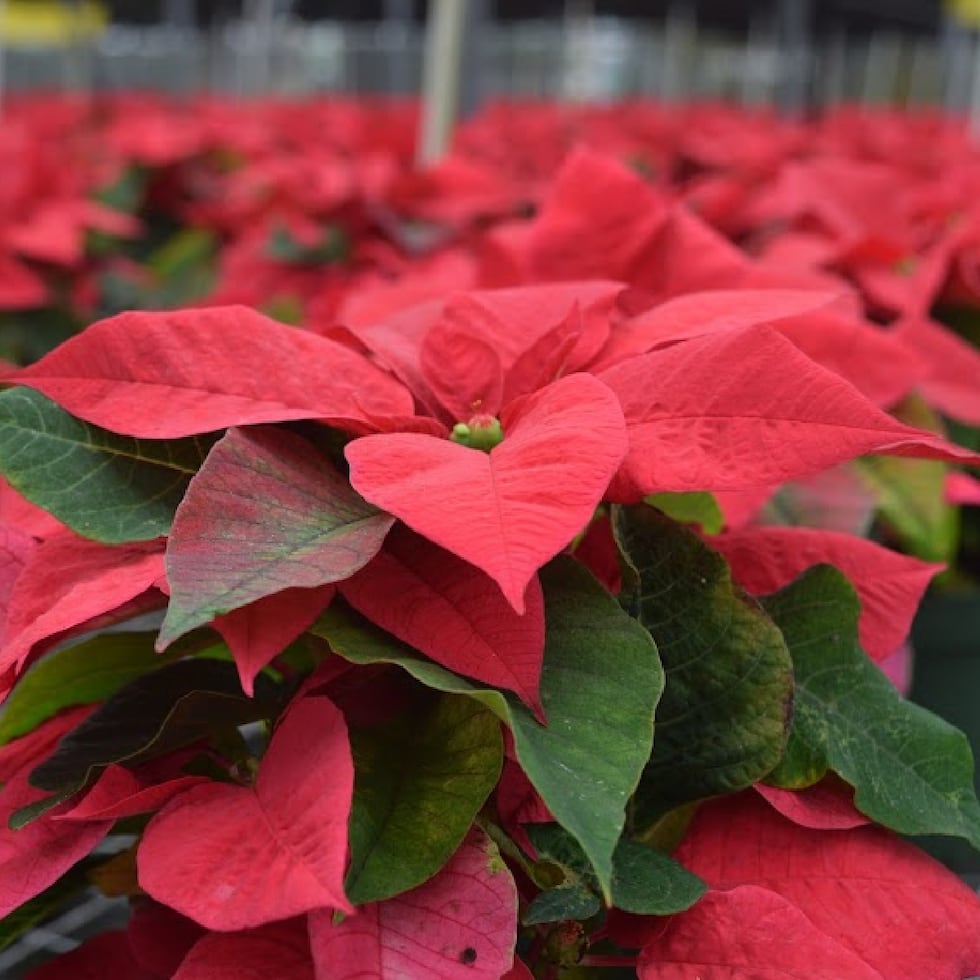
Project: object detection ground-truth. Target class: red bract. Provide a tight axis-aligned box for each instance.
[501,958,535,980]
[894,315,980,425]
[340,282,621,409]
[753,778,869,830]
[0,758,111,919]
[172,918,315,980]
[335,250,478,328]
[346,372,628,612]
[340,526,546,715]
[211,584,337,696]
[55,765,209,823]
[772,312,925,408]
[598,325,978,502]
[590,287,842,368]
[711,526,943,660]
[480,146,672,285]
[639,885,884,979]
[27,930,158,980]
[14,306,414,438]
[5,200,138,268]
[0,478,64,539]
[308,828,518,979]
[665,792,980,979]
[479,146,847,300]
[0,532,165,697]
[0,705,91,783]
[137,696,354,930]
[0,524,37,642]
[947,471,980,505]
[126,903,206,979]
[0,253,47,309]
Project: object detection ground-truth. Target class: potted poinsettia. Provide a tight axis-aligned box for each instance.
[2,277,980,978]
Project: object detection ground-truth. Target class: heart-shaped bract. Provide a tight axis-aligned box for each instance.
[346,373,627,612]
[137,696,354,931]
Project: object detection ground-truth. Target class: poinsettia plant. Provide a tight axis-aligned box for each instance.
[1,275,980,979]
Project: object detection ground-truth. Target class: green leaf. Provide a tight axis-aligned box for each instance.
[856,455,959,563]
[346,693,502,905]
[0,387,212,543]
[855,395,959,563]
[763,566,980,848]
[0,309,80,365]
[525,824,704,922]
[524,885,599,926]
[95,164,147,214]
[645,491,723,534]
[8,786,79,831]
[28,659,280,796]
[610,837,705,915]
[147,228,217,307]
[313,556,663,901]
[0,632,165,747]
[266,223,349,264]
[612,505,793,825]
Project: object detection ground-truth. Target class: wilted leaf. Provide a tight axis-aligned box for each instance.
[87,844,142,897]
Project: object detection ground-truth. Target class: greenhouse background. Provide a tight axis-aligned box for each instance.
[0,1,977,110]
[2,1,980,977]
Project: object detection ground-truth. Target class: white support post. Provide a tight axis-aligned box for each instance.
[969,29,980,139]
[660,1,697,101]
[562,0,594,103]
[776,0,811,116]
[417,0,466,165]
[0,0,6,118]
[244,0,277,94]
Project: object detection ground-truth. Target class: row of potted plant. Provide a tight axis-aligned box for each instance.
[0,94,979,977]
